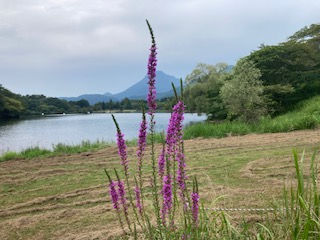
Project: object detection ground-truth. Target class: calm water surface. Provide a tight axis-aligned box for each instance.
[0,113,206,154]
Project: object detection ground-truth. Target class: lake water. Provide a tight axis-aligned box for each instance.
[0,113,206,155]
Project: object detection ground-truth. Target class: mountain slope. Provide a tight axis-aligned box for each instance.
[112,71,180,100]
[60,71,180,105]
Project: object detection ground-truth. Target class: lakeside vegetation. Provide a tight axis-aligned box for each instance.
[2,94,320,162]
[0,86,175,119]
[185,95,320,139]
[0,132,164,161]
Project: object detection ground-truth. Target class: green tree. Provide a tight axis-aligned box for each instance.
[102,101,106,110]
[107,99,114,110]
[184,63,229,119]
[0,85,25,118]
[44,97,71,113]
[220,58,267,122]
[121,97,132,109]
[248,23,320,114]
[74,99,90,108]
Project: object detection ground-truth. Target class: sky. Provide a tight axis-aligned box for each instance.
[0,0,319,97]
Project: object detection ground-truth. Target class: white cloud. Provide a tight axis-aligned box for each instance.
[0,0,319,96]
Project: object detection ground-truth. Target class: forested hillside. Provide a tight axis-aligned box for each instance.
[0,86,91,118]
[184,23,320,122]
[0,85,174,119]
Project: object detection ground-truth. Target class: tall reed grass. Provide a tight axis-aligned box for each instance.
[278,150,320,239]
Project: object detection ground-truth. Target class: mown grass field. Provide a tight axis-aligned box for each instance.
[1,128,319,239]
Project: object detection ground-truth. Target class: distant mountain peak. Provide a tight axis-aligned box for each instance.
[59,71,180,105]
[112,71,180,100]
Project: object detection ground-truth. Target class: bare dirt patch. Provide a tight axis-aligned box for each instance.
[0,128,319,239]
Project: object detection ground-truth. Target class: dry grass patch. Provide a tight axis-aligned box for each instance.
[0,128,320,239]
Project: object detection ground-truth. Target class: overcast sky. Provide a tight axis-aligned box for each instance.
[0,0,319,97]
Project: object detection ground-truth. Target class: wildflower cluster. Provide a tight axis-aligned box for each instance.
[105,20,200,239]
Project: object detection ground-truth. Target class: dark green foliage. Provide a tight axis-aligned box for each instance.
[248,23,320,114]
[220,58,267,122]
[74,99,90,108]
[0,85,25,118]
[184,63,229,120]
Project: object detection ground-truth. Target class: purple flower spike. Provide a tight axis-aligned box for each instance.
[118,180,127,207]
[146,22,157,115]
[137,112,147,167]
[163,175,172,209]
[191,192,200,226]
[112,114,130,177]
[165,100,185,160]
[134,186,143,215]
[117,132,129,174]
[117,179,131,230]
[109,180,119,210]
[172,101,185,138]
[162,175,172,215]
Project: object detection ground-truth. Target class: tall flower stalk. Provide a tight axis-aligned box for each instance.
[105,170,126,235]
[192,177,200,227]
[111,114,143,231]
[158,141,166,181]
[161,174,173,225]
[115,170,131,233]
[174,101,189,206]
[134,177,143,216]
[136,108,147,212]
[112,114,129,179]
[160,99,188,227]
[146,19,161,226]
[106,20,200,239]
[146,20,157,116]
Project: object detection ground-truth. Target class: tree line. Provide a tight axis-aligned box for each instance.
[184,23,320,122]
[0,85,175,119]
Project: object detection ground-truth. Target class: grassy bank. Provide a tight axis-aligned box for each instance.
[184,96,320,139]
[0,135,166,162]
[1,128,319,239]
[0,141,113,162]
